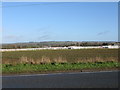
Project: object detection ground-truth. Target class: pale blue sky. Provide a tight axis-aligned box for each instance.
[2,2,118,43]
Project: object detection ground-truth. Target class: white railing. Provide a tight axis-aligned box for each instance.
[0,45,119,52]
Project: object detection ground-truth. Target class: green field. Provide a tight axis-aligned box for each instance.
[2,49,119,74]
[2,62,120,74]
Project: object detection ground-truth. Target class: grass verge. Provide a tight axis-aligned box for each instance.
[2,61,120,75]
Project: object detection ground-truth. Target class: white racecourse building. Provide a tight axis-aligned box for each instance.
[0,45,119,52]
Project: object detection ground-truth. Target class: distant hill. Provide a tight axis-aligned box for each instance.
[2,41,119,49]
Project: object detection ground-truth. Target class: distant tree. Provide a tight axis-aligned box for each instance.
[102,43,108,46]
[76,42,79,46]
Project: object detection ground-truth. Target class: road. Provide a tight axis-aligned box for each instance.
[2,71,119,88]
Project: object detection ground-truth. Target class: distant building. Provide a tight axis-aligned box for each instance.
[102,45,119,49]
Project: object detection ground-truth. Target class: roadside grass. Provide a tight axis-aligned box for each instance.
[2,62,120,74]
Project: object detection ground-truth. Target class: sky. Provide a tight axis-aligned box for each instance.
[2,2,118,43]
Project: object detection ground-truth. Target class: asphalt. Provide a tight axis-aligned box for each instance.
[2,71,119,88]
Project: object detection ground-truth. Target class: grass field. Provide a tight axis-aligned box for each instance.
[2,62,119,74]
[2,49,118,64]
[2,49,119,74]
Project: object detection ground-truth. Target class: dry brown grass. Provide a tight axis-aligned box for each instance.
[53,57,67,63]
[76,57,118,63]
[2,56,118,65]
[17,56,67,65]
[19,56,29,64]
[40,56,51,64]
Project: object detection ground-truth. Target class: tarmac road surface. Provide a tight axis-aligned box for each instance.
[2,71,119,88]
